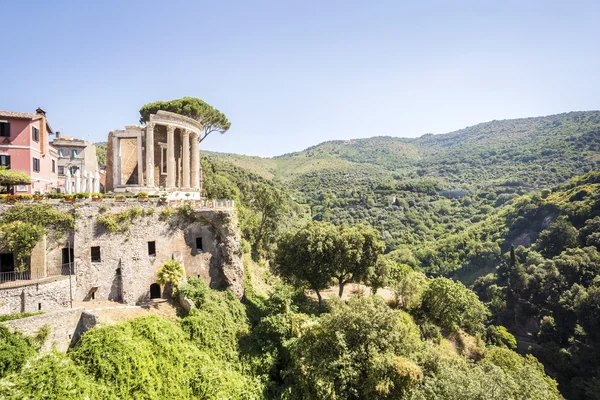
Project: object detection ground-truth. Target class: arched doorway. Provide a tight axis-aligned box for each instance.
[150,283,161,299]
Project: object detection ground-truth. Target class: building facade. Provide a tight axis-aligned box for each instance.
[52,134,98,186]
[106,110,203,194]
[0,109,60,194]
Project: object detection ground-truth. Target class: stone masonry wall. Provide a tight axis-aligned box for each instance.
[70,202,244,304]
[1,307,98,352]
[0,277,71,314]
[0,202,244,314]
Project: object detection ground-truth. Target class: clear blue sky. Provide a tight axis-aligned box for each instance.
[1,0,599,157]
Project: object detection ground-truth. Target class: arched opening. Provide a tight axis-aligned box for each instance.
[150,283,161,299]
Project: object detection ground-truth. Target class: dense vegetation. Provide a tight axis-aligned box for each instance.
[0,277,562,399]
[210,111,600,253]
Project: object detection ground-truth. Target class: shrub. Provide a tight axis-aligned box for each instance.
[75,192,89,199]
[91,192,102,198]
[0,325,37,379]
[137,191,148,198]
[96,207,144,233]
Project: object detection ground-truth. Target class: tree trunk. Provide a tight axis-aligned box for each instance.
[338,280,345,298]
[316,290,323,308]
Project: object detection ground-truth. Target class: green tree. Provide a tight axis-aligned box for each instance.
[251,183,288,255]
[274,222,338,307]
[139,97,231,142]
[536,217,579,258]
[389,263,428,311]
[332,224,385,297]
[156,259,186,287]
[287,297,423,399]
[421,277,490,334]
[368,255,391,295]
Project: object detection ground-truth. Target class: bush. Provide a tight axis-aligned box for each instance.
[0,325,37,379]
[75,192,89,199]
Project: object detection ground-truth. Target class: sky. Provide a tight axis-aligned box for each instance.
[1,0,599,157]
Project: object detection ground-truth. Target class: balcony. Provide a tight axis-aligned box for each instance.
[0,263,74,289]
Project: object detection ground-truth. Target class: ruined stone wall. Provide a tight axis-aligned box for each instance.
[70,203,243,304]
[120,137,139,185]
[0,202,244,314]
[1,307,98,352]
[0,277,71,314]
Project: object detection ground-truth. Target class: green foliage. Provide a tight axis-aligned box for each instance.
[0,204,75,233]
[0,221,45,270]
[287,297,424,399]
[0,311,43,323]
[1,351,108,399]
[139,97,231,142]
[178,278,250,362]
[536,217,579,258]
[421,277,490,334]
[0,325,37,379]
[96,206,145,233]
[156,259,185,287]
[485,325,517,350]
[389,263,428,311]
[0,166,30,185]
[70,315,259,399]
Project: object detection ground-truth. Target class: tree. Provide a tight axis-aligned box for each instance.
[332,224,385,297]
[421,277,489,334]
[251,183,288,255]
[368,255,391,295]
[288,297,423,399]
[536,217,579,258]
[389,263,428,310]
[139,97,231,142]
[274,222,338,307]
[156,259,186,288]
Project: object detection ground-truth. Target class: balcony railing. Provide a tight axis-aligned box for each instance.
[0,262,74,289]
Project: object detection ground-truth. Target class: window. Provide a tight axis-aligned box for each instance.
[32,126,39,142]
[0,155,10,168]
[58,166,64,174]
[71,149,78,159]
[58,148,64,157]
[160,145,167,175]
[91,246,101,262]
[148,241,156,256]
[52,160,56,173]
[32,157,40,172]
[196,237,203,251]
[69,166,78,175]
[0,122,10,137]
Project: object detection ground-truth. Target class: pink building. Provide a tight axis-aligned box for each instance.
[0,108,60,194]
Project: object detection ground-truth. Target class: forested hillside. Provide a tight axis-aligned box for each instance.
[210,111,600,253]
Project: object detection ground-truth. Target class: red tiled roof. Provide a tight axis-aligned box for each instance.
[0,110,54,133]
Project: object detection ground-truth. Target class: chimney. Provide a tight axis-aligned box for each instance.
[55,131,61,139]
[36,107,46,116]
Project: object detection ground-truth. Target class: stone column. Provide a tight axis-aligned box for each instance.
[145,123,155,188]
[191,132,200,190]
[136,133,144,186]
[166,125,176,189]
[182,129,190,189]
[112,136,119,187]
